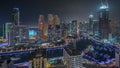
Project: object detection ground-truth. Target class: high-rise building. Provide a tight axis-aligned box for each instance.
[12,8,20,26]
[115,48,120,68]
[48,14,54,26]
[38,15,45,31]
[54,15,60,26]
[88,14,94,35]
[63,46,85,68]
[10,25,28,45]
[29,57,43,68]
[42,23,48,40]
[48,14,54,41]
[54,15,61,39]
[38,15,46,40]
[2,22,12,39]
[99,0,110,39]
[93,20,99,36]
[48,14,61,41]
[70,20,78,38]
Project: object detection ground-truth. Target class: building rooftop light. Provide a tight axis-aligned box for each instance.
[100,5,108,9]
[89,14,94,18]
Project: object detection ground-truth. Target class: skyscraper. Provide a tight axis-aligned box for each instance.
[12,8,20,26]
[93,20,99,36]
[38,15,45,40]
[48,14,54,26]
[99,0,110,39]
[48,14,54,41]
[2,22,12,39]
[63,46,85,68]
[89,14,94,35]
[38,15,44,31]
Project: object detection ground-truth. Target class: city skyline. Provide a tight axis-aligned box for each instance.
[0,0,120,25]
[0,0,120,68]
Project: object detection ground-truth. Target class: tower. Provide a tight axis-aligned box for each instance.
[2,23,12,39]
[12,8,20,26]
[99,0,110,39]
[38,15,44,31]
[89,14,94,34]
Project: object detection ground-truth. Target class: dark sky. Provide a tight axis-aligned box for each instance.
[0,0,120,25]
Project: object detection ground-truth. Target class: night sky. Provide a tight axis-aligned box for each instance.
[0,0,120,35]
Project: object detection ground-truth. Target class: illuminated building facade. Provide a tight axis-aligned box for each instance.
[99,0,110,39]
[38,15,48,40]
[93,20,99,36]
[48,14,54,26]
[63,46,84,68]
[48,14,54,41]
[48,14,61,41]
[54,15,61,39]
[11,25,28,45]
[88,14,94,35]
[29,57,43,68]
[42,23,48,40]
[38,15,44,31]
[71,20,77,34]
[2,22,12,39]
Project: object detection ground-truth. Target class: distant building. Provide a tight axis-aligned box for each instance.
[48,14,54,26]
[63,46,85,68]
[48,14,54,41]
[2,22,12,39]
[12,8,20,26]
[88,14,94,35]
[93,20,99,36]
[10,25,28,45]
[1,60,7,68]
[115,48,120,68]
[38,15,48,40]
[71,20,77,35]
[38,15,45,31]
[42,23,48,40]
[29,57,43,68]
[28,26,39,43]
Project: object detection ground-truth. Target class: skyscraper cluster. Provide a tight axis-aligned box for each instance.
[38,14,60,41]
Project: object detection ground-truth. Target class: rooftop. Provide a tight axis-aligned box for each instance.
[64,45,79,56]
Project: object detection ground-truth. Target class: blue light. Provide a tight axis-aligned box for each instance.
[29,30,35,37]
[89,14,94,18]
[13,8,19,11]
[100,5,108,9]
[0,43,8,47]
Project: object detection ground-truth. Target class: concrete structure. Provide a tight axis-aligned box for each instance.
[115,48,120,68]
[29,57,43,68]
[63,46,85,68]
[9,25,29,46]
[2,22,12,39]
